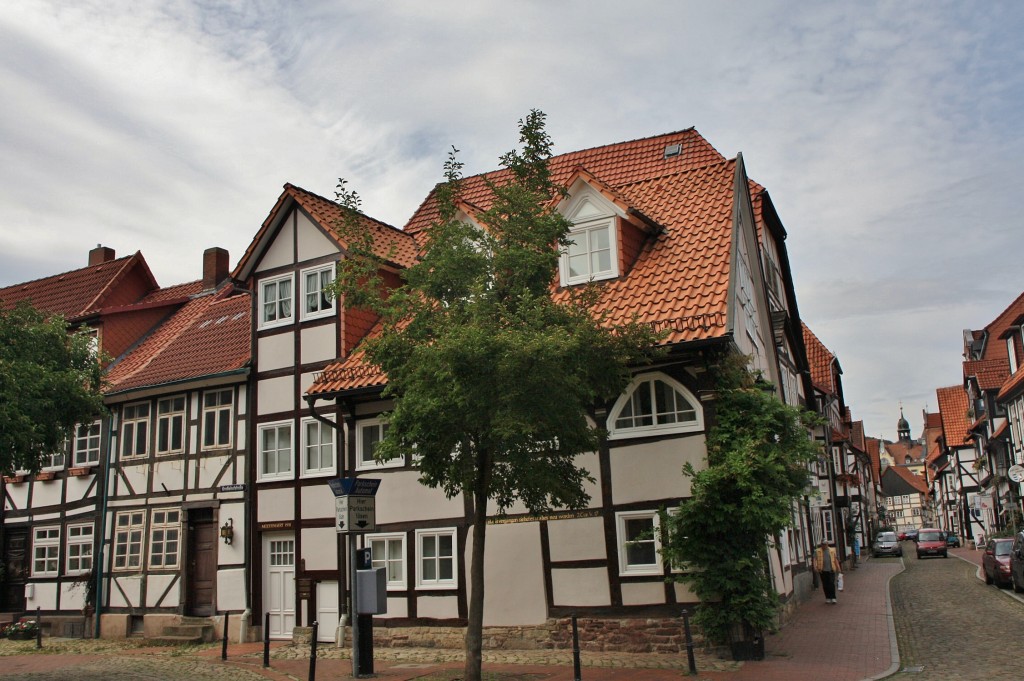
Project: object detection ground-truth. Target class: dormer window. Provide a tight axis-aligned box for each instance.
[559,192,620,286]
[1008,335,1018,375]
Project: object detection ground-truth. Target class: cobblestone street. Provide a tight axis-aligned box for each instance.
[890,545,1024,680]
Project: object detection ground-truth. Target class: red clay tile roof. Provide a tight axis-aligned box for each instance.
[936,385,971,447]
[979,291,1024,361]
[885,439,924,464]
[802,323,837,395]
[865,436,882,482]
[963,358,1009,392]
[998,367,1024,401]
[105,288,251,394]
[310,129,746,397]
[0,253,157,320]
[925,411,942,429]
[234,184,417,281]
[850,420,866,452]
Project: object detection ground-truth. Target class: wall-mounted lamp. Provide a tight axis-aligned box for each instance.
[220,518,234,545]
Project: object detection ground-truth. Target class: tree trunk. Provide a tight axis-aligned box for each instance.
[464,463,489,681]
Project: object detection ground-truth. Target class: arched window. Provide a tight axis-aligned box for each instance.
[608,373,703,439]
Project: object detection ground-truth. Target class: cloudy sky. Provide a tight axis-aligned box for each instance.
[2,1,1022,441]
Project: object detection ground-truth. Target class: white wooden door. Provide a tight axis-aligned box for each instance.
[264,534,295,639]
[316,581,339,642]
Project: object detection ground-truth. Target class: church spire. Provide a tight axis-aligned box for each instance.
[897,403,911,442]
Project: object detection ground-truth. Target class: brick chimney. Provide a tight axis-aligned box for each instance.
[203,247,230,289]
[88,244,115,266]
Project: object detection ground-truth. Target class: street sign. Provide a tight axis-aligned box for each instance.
[327,477,382,497]
[336,495,376,533]
[1008,464,1024,483]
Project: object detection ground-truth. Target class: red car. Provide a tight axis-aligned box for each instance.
[983,538,1014,587]
[916,528,947,559]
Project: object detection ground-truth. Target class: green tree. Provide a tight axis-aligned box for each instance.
[0,303,105,474]
[660,355,821,649]
[332,110,658,681]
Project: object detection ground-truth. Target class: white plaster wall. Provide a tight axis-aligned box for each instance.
[416,595,458,619]
[296,212,336,261]
[551,568,610,607]
[6,485,28,510]
[257,488,295,522]
[258,375,296,416]
[620,581,665,606]
[152,459,187,492]
[374,470,463,524]
[609,437,704,505]
[32,481,63,507]
[300,371,331,402]
[146,574,178,607]
[479,522,547,626]
[256,218,294,272]
[495,451,602,517]
[120,466,149,498]
[109,575,143,608]
[217,568,247,610]
[219,504,246,565]
[381,596,408,618]
[196,455,232,489]
[547,516,606,562]
[300,326,337,365]
[65,474,96,503]
[300,484,336,519]
[60,582,85,610]
[258,333,294,372]
[26,582,58,610]
[673,581,697,601]
[300,528,338,570]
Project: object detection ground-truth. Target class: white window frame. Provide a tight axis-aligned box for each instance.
[73,420,101,466]
[121,402,150,459]
[367,533,407,591]
[66,523,94,575]
[156,395,186,456]
[32,526,61,576]
[608,372,703,440]
[301,417,336,477]
[1008,335,1018,375]
[300,264,337,321]
[615,511,663,576]
[561,217,618,286]
[356,418,402,470]
[415,528,457,590]
[202,388,234,450]
[258,421,294,481]
[149,508,181,569]
[259,274,295,329]
[113,510,146,570]
[821,509,835,544]
[42,439,67,471]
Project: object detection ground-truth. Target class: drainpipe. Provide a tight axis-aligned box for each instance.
[94,411,116,638]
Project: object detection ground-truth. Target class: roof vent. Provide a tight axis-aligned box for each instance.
[664,143,682,159]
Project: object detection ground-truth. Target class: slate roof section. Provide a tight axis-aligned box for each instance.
[309,129,749,397]
[105,287,251,395]
[0,253,156,320]
[234,184,417,281]
[802,323,837,395]
[936,385,971,447]
[886,465,929,495]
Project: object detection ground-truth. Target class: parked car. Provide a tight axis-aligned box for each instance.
[946,532,961,548]
[916,528,947,559]
[898,531,907,540]
[904,528,919,542]
[1011,531,1024,593]
[872,531,903,558]
[983,538,1014,587]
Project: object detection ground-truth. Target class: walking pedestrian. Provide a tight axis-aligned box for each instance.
[813,539,843,604]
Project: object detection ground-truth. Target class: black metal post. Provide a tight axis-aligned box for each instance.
[221,611,230,660]
[35,606,42,649]
[681,608,697,675]
[263,611,271,668]
[571,614,582,681]
[308,620,319,681]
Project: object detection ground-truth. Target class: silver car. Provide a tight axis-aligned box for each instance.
[872,531,903,558]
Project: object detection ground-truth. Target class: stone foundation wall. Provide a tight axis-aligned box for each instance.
[369,618,702,654]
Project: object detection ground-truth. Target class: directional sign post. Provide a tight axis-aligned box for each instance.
[335,495,376,534]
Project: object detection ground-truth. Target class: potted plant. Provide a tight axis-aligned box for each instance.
[4,620,39,640]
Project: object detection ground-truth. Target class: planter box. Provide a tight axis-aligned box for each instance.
[3,475,26,484]
[35,471,57,481]
[68,467,92,477]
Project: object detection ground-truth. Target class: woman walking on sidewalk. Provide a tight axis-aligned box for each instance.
[814,540,843,604]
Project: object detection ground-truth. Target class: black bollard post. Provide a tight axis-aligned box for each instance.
[572,614,582,681]
[221,611,230,661]
[35,607,42,649]
[308,621,319,681]
[681,609,697,675]
[263,611,271,668]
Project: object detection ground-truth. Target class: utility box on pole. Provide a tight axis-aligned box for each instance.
[356,568,387,615]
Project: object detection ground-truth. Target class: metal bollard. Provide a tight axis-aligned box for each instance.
[263,611,271,668]
[221,611,230,661]
[309,621,319,681]
[35,607,42,649]
[681,608,697,675]
[572,614,582,681]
